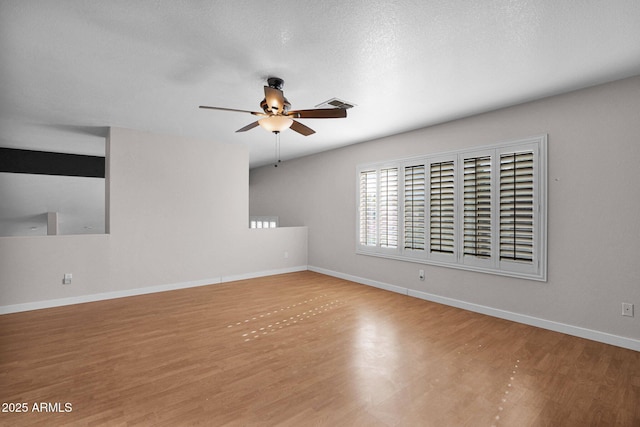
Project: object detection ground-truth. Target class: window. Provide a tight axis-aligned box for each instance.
[499,151,534,262]
[356,135,547,281]
[403,165,425,252]
[461,151,494,269]
[358,170,377,246]
[357,167,399,252]
[463,155,492,259]
[429,158,456,262]
[250,216,278,229]
[379,168,398,249]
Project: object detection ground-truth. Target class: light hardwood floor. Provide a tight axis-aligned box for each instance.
[1,271,639,426]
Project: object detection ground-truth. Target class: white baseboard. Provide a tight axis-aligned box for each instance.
[0,277,222,315]
[308,265,640,352]
[0,265,308,315]
[309,265,409,295]
[221,265,308,283]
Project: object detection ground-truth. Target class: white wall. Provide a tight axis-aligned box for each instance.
[0,127,307,311]
[250,76,640,347]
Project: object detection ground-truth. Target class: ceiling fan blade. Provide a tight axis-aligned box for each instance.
[264,86,285,114]
[236,121,260,133]
[199,106,266,116]
[290,120,315,136]
[287,108,347,119]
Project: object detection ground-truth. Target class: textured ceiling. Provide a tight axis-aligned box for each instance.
[1,0,640,169]
[3,0,640,236]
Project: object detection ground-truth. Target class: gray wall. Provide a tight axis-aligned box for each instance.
[0,127,307,310]
[250,75,640,343]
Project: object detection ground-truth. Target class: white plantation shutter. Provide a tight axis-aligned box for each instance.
[404,165,426,251]
[356,135,545,281]
[463,156,492,259]
[499,151,534,263]
[430,161,455,254]
[359,170,377,246]
[379,168,398,248]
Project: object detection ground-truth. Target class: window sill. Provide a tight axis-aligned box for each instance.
[356,248,547,282]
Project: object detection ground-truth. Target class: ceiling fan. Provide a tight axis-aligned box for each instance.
[199,77,347,136]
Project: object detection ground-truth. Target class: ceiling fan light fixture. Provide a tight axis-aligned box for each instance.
[258,115,293,133]
[200,77,346,136]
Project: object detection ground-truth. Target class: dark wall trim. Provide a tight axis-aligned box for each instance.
[0,147,105,178]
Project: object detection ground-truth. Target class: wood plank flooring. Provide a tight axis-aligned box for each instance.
[1,271,639,426]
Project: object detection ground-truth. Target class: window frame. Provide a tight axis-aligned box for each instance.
[356,135,547,281]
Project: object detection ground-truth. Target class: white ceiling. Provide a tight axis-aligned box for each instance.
[1,0,640,167]
[1,1,640,236]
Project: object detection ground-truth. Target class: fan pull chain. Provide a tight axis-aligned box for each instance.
[274,131,282,167]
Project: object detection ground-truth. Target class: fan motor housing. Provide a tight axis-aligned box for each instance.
[267,77,284,90]
[260,97,290,114]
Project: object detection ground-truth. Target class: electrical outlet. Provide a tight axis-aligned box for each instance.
[63,273,72,285]
[622,303,634,317]
[419,269,425,281]
[284,251,289,259]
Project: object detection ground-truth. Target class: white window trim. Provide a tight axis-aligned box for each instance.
[356,135,547,282]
